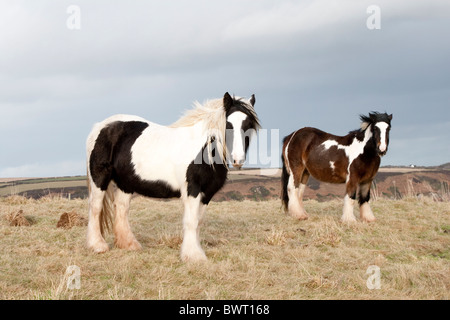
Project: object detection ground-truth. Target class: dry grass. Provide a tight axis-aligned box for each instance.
[6,210,32,227]
[0,195,449,300]
[56,211,87,229]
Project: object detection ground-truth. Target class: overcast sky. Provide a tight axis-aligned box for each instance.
[0,0,449,177]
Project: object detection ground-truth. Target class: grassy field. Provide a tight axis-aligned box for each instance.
[0,195,449,300]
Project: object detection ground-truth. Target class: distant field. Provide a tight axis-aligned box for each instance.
[0,176,87,198]
[0,195,448,299]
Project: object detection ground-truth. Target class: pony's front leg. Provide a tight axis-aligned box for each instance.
[341,180,357,223]
[358,182,376,222]
[197,204,207,238]
[181,194,207,262]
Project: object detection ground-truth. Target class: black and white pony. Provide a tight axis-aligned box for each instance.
[281,112,392,222]
[86,92,260,261]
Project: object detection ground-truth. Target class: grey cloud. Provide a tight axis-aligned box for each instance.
[0,1,449,176]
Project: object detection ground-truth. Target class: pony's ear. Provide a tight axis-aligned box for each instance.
[249,94,256,107]
[388,114,393,121]
[223,92,234,112]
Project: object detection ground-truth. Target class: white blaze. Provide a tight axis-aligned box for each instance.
[227,111,248,166]
[376,122,389,153]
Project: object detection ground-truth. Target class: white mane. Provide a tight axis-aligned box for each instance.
[170,98,228,166]
[360,121,371,131]
[169,96,260,168]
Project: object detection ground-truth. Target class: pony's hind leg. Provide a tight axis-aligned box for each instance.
[358,182,376,222]
[287,170,309,220]
[297,171,310,216]
[113,189,142,250]
[86,182,109,253]
[181,194,207,262]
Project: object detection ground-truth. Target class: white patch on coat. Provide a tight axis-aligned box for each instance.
[131,121,206,190]
[322,140,338,150]
[329,161,335,171]
[376,122,389,153]
[321,127,373,181]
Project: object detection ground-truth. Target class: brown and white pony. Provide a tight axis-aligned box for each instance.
[281,112,392,222]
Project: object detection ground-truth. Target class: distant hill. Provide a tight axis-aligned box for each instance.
[1,165,449,202]
[437,162,450,170]
[215,166,450,202]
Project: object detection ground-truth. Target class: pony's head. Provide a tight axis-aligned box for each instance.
[223,92,260,168]
[360,112,393,156]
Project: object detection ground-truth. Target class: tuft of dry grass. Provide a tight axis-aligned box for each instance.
[0,194,449,300]
[265,228,287,246]
[157,232,183,249]
[6,210,32,227]
[56,211,88,229]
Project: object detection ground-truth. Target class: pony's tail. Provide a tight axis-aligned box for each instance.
[100,183,114,237]
[281,136,291,212]
[281,155,290,212]
[87,165,114,237]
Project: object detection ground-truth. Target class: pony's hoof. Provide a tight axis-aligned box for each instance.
[88,242,110,253]
[129,241,143,250]
[181,250,207,263]
[296,214,309,221]
[361,216,376,223]
[288,208,308,221]
[115,238,142,250]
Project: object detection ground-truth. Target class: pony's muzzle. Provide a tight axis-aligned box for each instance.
[232,159,244,169]
[377,142,387,156]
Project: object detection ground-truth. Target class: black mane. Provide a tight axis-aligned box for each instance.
[360,112,392,126]
[348,112,392,140]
